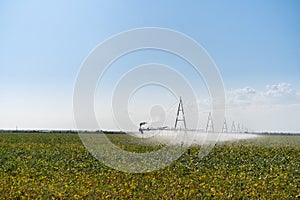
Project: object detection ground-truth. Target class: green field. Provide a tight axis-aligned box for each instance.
[0,133,299,199]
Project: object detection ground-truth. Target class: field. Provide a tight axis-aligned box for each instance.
[0,133,299,199]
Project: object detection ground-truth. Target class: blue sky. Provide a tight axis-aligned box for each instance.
[1,1,300,131]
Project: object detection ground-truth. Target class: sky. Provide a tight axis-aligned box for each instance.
[0,1,300,132]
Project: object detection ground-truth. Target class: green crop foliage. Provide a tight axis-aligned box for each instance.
[0,133,299,199]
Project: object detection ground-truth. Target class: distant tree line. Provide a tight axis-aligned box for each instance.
[0,130,126,134]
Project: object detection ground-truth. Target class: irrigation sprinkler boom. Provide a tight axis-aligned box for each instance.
[138,97,188,134]
[138,97,249,135]
[174,97,187,130]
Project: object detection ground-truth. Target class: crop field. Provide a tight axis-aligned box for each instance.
[0,133,299,199]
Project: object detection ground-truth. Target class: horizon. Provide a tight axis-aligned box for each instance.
[1,128,300,135]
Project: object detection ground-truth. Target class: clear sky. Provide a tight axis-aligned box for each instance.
[1,1,300,132]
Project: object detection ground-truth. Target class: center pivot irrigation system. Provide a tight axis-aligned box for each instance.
[138,97,249,135]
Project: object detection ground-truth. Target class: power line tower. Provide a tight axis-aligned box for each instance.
[231,121,236,133]
[222,118,228,133]
[205,112,214,132]
[174,97,187,130]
